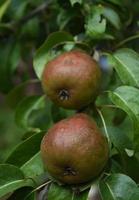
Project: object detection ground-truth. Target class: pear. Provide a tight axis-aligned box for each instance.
[41,50,101,110]
[41,113,109,185]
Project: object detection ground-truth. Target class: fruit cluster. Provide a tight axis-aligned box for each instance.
[40,50,109,185]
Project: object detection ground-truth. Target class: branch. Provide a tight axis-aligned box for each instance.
[0,0,52,39]
[19,0,53,24]
[116,34,139,48]
[0,1,53,38]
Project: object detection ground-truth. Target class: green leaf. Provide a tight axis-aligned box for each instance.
[110,159,123,174]
[24,190,36,200]
[0,164,24,186]
[63,41,91,52]
[99,173,139,200]
[47,183,72,200]
[15,95,45,130]
[48,183,88,200]
[107,126,133,152]
[5,131,45,167]
[73,190,89,200]
[27,98,53,131]
[8,0,28,20]
[109,86,139,150]
[0,0,11,21]
[7,79,39,108]
[0,164,33,198]
[109,48,139,87]
[103,7,121,30]
[33,31,74,79]
[51,104,75,123]
[85,6,106,39]
[120,152,139,183]
[70,0,83,6]
[21,152,44,179]
[21,18,39,39]
[0,40,20,93]
[99,180,114,200]
[7,187,34,200]
[9,42,20,72]
[57,9,75,30]
[107,0,123,6]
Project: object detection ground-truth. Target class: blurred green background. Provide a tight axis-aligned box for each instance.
[0,0,84,163]
[1,0,139,165]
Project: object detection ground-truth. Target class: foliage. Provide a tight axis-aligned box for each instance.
[1,0,139,199]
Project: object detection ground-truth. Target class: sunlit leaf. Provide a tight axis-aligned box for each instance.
[109,86,139,150]
[103,7,121,29]
[33,31,74,79]
[109,49,139,87]
[85,6,106,39]
[70,0,83,6]
[0,0,11,21]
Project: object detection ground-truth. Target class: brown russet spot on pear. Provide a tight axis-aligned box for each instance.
[41,50,101,110]
[40,113,109,185]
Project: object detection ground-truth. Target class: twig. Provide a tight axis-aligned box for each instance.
[0,0,53,37]
[35,180,52,191]
[96,108,111,149]
[24,180,52,200]
[97,104,118,109]
[116,33,139,48]
[19,0,53,24]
